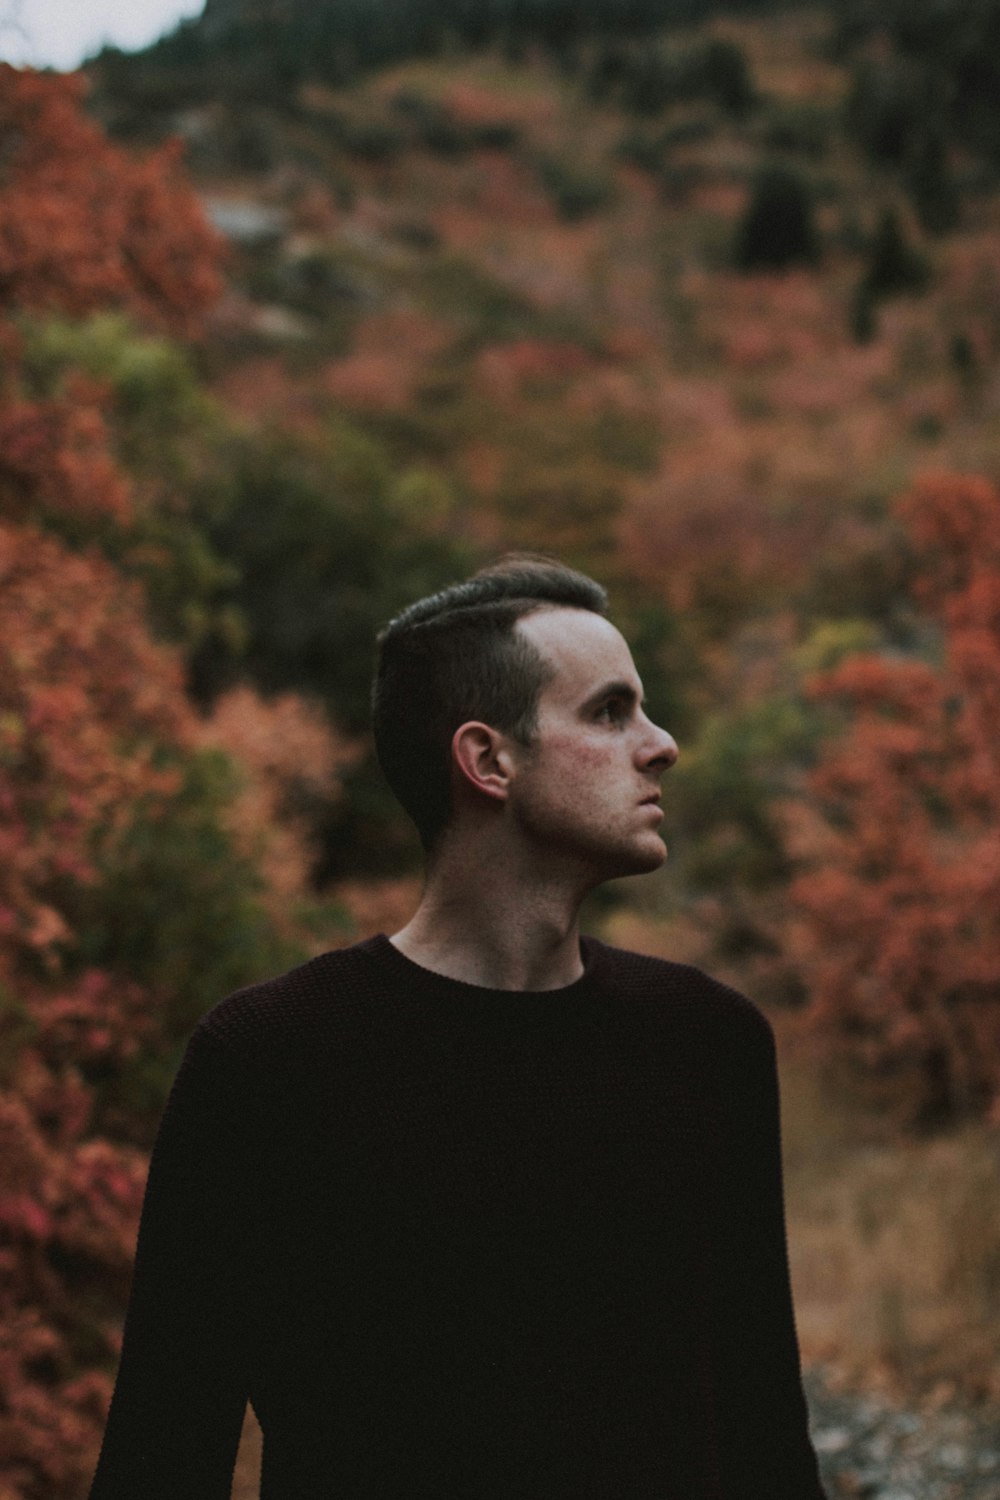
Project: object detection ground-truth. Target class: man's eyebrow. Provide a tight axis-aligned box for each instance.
[582,680,644,710]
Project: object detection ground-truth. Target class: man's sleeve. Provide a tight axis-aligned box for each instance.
[88,1023,257,1499]
[705,1001,827,1499]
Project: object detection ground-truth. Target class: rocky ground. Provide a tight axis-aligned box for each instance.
[806,1367,1000,1499]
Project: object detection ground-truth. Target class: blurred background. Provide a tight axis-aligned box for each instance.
[1,1,999,1495]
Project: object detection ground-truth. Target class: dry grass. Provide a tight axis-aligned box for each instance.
[778,1032,1000,1406]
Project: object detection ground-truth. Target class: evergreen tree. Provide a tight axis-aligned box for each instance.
[907,128,960,235]
[861,205,930,299]
[734,164,820,272]
[699,37,755,117]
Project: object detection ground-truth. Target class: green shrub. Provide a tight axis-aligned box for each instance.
[660,115,716,147]
[694,37,755,118]
[472,120,521,150]
[191,422,472,733]
[391,218,442,251]
[861,205,930,299]
[342,119,406,162]
[616,128,668,174]
[621,48,676,116]
[847,55,925,167]
[759,102,832,159]
[850,281,879,343]
[72,747,307,1061]
[584,40,631,104]
[419,113,475,156]
[907,130,960,235]
[537,155,614,221]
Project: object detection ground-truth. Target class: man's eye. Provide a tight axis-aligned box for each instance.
[598,700,627,723]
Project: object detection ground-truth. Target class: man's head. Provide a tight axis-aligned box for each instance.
[374,556,678,879]
[373,557,608,853]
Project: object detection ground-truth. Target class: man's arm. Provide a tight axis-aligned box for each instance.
[706,1000,827,1498]
[88,1024,255,1499]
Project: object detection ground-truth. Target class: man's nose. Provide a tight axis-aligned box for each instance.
[642,719,679,771]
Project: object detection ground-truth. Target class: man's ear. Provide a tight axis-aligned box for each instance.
[451,722,516,804]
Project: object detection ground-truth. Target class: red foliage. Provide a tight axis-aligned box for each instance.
[473,339,593,401]
[194,686,360,937]
[0,66,223,335]
[790,475,1000,1127]
[0,522,192,972]
[0,383,130,525]
[0,67,224,1497]
[0,66,224,538]
[0,524,191,1490]
[0,1030,148,1500]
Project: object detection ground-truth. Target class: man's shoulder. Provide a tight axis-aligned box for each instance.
[193,939,379,1063]
[588,936,774,1042]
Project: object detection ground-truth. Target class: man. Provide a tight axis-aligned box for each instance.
[90,557,826,1498]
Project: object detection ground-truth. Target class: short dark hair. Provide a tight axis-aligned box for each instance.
[373,556,607,851]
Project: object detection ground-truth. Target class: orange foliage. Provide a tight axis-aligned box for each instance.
[0,67,224,536]
[473,339,593,402]
[440,151,552,228]
[195,687,360,934]
[290,184,340,234]
[353,307,454,361]
[0,66,222,335]
[214,353,317,427]
[442,76,558,133]
[940,233,1000,360]
[0,383,130,525]
[0,523,191,975]
[619,457,803,627]
[789,475,1000,1127]
[331,877,422,942]
[459,441,507,504]
[0,984,150,1499]
[323,351,420,411]
[322,307,455,410]
[0,68,225,1497]
[0,520,186,1492]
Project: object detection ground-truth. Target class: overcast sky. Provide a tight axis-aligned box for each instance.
[0,0,204,71]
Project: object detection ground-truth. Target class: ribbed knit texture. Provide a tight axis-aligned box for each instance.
[89,935,826,1499]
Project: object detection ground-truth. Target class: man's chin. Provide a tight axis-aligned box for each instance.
[609,835,668,879]
[637,838,668,873]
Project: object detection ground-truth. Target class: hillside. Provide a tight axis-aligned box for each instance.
[87,2,1000,618]
[85,4,1000,930]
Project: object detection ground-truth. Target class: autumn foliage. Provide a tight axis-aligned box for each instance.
[0,66,226,1499]
[0,384,131,526]
[790,475,1000,1128]
[193,686,359,935]
[0,66,221,332]
[0,524,191,965]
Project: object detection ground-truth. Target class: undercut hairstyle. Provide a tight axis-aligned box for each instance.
[373,556,608,852]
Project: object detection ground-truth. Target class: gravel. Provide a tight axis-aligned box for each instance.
[806,1366,1000,1499]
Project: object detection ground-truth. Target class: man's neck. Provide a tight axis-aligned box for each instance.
[391,844,589,992]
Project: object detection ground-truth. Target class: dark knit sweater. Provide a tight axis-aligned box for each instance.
[89,934,825,1499]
